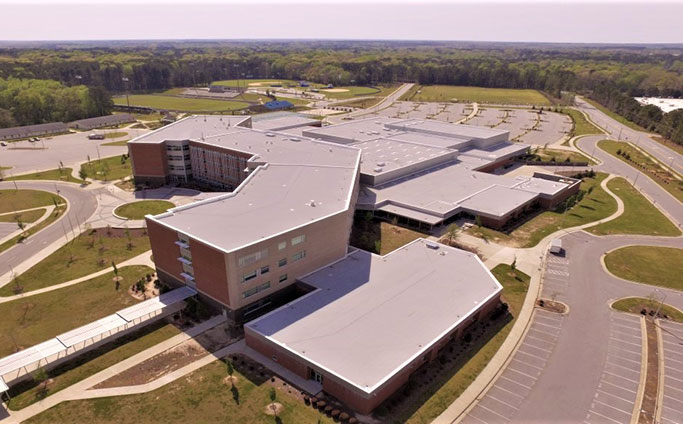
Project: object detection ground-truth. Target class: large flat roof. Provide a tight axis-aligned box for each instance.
[353,137,455,177]
[387,118,509,140]
[302,117,403,143]
[129,115,251,144]
[246,239,502,394]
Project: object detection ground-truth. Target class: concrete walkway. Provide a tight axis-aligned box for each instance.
[0,249,154,304]
[2,315,227,424]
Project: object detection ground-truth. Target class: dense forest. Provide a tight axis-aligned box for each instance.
[0,41,681,142]
[0,77,112,127]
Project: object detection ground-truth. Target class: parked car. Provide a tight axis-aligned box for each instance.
[0,142,7,146]
[549,239,563,255]
[88,133,105,140]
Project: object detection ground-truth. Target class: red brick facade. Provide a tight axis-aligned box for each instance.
[190,239,231,306]
[129,142,169,184]
[146,218,183,281]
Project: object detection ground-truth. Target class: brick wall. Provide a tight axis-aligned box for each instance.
[191,239,231,306]
[146,218,183,282]
[129,142,169,183]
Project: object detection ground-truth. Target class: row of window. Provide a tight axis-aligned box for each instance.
[241,273,289,299]
[241,251,305,283]
[238,235,306,269]
[166,144,189,151]
[168,154,191,161]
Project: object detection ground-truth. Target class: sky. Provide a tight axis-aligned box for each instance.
[0,1,682,44]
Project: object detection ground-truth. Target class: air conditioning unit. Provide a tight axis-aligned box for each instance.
[426,241,440,250]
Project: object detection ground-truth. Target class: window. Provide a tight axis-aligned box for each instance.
[278,241,287,251]
[291,235,306,246]
[279,274,287,283]
[242,281,271,299]
[241,270,257,283]
[238,249,269,267]
[292,250,306,262]
[260,265,269,275]
[278,258,287,267]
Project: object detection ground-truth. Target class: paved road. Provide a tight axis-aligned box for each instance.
[0,181,98,283]
[461,232,683,423]
[575,97,683,175]
[326,83,414,124]
[577,134,683,227]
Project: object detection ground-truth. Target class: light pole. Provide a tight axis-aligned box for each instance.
[653,289,667,320]
[122,77,130,108]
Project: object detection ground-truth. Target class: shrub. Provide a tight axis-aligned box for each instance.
[317,400,326,410]
[339,412,350,421]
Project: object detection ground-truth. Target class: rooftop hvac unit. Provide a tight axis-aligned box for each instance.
[266,132,276,137]
[290,137,301,142]
[373,167,383,173]
[426,241,440,250]
[376,161,386,167]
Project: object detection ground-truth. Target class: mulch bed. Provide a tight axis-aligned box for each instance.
[536,299,567,314]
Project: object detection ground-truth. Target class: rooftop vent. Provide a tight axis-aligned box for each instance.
[373,167,383,173]
[266,132,276,137]
[376,161,386,167]
[426,241,440,250]
[290,137,301,142]
[309,200,316,207]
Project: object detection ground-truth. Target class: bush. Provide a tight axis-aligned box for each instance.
[339,412,350,422]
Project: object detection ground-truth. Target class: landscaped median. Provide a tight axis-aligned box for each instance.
[6,168,87,185]
[598,139,683,203]
[604,246,683,291]
[0,227,151,296]
[80,154,132,181]
[113,200,175,220]
[611,297,683,324]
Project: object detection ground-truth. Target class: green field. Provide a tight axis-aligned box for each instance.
[563,108,603,137]
[114,95,248,112]
[605,246,683,291]
[598,139,683,203]
[101,139,130,147]
[0,189,61,214]
[7,168,86,185]
[0,228,151,295]
[26,358,334,424]
[80,155,132,181]
[467,173,616,247]
[0,208,46,223]
[612,297,683,323]
[587,177,680,236]
[212,78,301,88]
[114,200,175,220]
[402,85,551,105]
[0,266,152,357]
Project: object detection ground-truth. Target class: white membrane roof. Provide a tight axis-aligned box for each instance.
[56,314,128,348]
[246,239,502,393]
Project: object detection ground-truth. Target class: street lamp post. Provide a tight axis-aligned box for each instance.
[122,77,130,108]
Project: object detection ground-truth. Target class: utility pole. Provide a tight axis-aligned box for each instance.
[122,77,130,108]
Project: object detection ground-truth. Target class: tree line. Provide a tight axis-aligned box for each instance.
[0,77,113,128]
[0,41,680,142]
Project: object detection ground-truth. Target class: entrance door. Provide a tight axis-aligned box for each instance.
[311,370,323,384]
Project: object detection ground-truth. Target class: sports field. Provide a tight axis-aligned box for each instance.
[402,85,551,105]
[212,78,301,88]
[113,95,248,112]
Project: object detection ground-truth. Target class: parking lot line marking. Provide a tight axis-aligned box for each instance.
[464,412,489,424]
[603,370,639,384]
[529,327,560,338]
[600,379,636,394]
[607,354,641,365]
[663,405,683,413]
[477,403,511,421]
[605,360,641,374]
[524,333,556,346]
[500,375,533,390]
[608,345,641,356]
[492,385,525,399]
[664,385,683,396]
[534,321,561,331]
[535,313,563,324]
[609,337,641,348]
[610,330,642,340]
[611,316,639,325]
[664,394,683,405]
[611,323,639,332]
[592,399,632,416]
[665,373,683,384]
[663,355,683,365]
[662,339,683,348]
[507,367,539,380]
[487,394,520,411]
[587,409,625,424]
[661,416,679,424]
[512,357,544,371]
[516,349,548,362]
[597,388,634,404]
[520,342,552,354]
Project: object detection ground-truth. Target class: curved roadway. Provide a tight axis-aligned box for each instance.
[0,181,98,285]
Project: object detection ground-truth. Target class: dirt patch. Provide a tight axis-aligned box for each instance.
[536,298,567,314]
[128,277,159,300]
[322,88,349,93]
[438,237,482,258]
[264,402,284,415]
[93,322,236,388]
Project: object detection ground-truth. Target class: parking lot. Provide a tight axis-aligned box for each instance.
[0,129,143,176]
[541,253,570,299]
[518,111,571,145]
[660,320,683,424]
[465,107,503,127]
[460,309,566,424]
[584,311,642,424]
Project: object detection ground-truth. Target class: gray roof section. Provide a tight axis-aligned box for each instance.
[251,115,320,132]
[352,137,455,176]
[246,239,502,393]
[129,115,251,144]
[117,285,196,321]
[387,118,509,140]
[0,122,68,140]
[0,339,66,377]
[56,314,128,348]
[302,117,403,143]
[68,113,136,129]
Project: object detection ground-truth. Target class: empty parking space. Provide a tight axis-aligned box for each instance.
[465,108,504,127]
[660,320,683,424]
[497,109,536,139]
[542,254,570,299]
[585,312,642,424]
[519,111,571,146]
[460,309,565,424]
[433,103,468,123]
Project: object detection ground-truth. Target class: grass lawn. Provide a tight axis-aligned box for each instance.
[0,208,46,223]
[25,358,334,424]
[99,132,128,139]
[213,78,302,88]
[467,173,616,247]
[114,95,248,112]
[119,111,163,122]
[101,139,130,147]
[114,200,175,220]
[7,321,180,410]
[0,189,62,214]
[380,264,529,423]
[402,85,551,106]
[587,177,681,236]
[0,201,66,255]
[0,227,151,295]
[0,265,152,357]
[349,217,428,255]
[604,246,683,291]
[563,108,602,137]
[321,85,381,99]
[612,297,683,323]
[80,155,132,181]
[6,168,86,185]
[530,147,594,164]
[583,98,648,132]
[598,139,683,203]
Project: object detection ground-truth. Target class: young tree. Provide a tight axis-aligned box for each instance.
[475,215,482,228]
[269,387,278,417]
[511,256,517,270]
[227,359,235,387]
[16,218,26,238]
[446,224,458,246]
[33,367,49,398]
[112,261,118,277]
[79,168,88,181]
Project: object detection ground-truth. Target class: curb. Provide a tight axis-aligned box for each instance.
[655,320,664,424]
[600,245,683,295]
[631,315,647,424]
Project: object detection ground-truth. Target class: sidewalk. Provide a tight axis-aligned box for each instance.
[2,315,227,424]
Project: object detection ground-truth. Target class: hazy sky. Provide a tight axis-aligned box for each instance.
[0,1,682,44]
